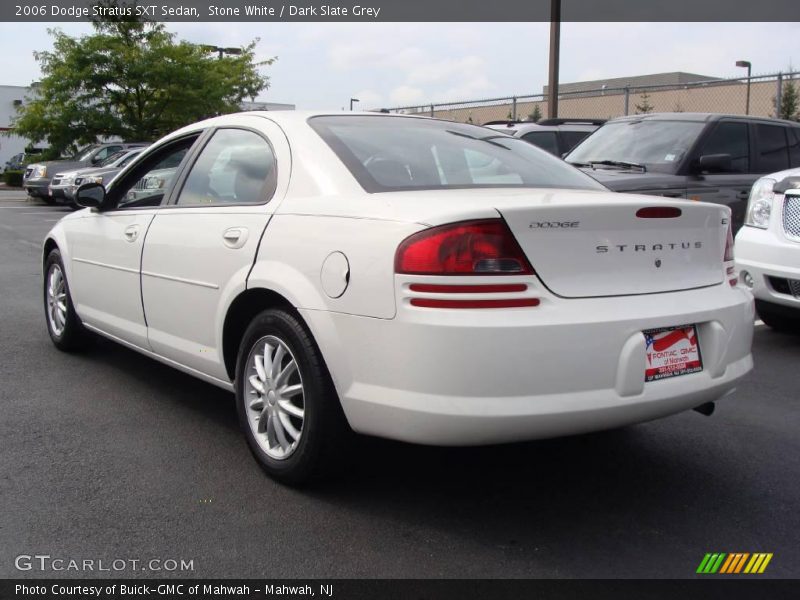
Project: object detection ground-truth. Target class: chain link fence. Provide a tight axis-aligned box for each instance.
[383,72,800,125]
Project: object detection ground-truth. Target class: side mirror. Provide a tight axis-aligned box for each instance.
[75,182,107,209]
[696,153,732,174]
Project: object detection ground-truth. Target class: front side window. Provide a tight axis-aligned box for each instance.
[566,120,705,173]
[789,128,800,168]
[756,124,790,172]
[110,139,196,209]
[310,116,603,193]
[698,122,749,173]
[176,128,277,206]
[521,131,559,155]
[560,130,592,152]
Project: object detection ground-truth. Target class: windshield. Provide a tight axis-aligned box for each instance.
[566,120,705,174]
[75,145,100,162]
[119,151,142,167]
[309,115,605,193]
[99,151,126,167]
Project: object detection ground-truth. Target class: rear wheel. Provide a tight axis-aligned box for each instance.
[756,300,800,333]
[235,308,352,484]
[44,249,91,351]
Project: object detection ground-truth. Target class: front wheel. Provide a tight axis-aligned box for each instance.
[44,249,91,351]
[235,309,352,484]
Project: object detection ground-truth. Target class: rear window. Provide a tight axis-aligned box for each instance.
[309,116,604,193]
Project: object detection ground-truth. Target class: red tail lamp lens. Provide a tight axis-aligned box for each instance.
[395,220,533,275]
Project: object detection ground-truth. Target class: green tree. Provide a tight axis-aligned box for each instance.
[635,91,654,114]
[528,104,542,122]
[11,17,274,154]
[777,77,799,121]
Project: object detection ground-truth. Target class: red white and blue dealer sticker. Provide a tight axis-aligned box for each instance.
[643,325,703,382]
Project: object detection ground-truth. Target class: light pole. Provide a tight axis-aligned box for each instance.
[547,0,561,119]
[200,45,243,60]
[736,60,752,115]
[349,98,360,111]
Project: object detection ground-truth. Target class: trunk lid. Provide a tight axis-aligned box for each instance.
[498,193,728,298]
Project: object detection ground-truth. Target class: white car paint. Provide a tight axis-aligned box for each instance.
[736,167,800,313]
[44,111,754,447]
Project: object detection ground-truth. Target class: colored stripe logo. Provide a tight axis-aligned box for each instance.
[697,553,773,574]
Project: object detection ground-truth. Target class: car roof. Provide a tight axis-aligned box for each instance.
[162,110,485,142]
[607,112,800,126]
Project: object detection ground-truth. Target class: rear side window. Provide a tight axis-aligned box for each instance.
[176,128,277,206]
[310,115,604,193]
[698,122,749,173]
[756,124,790,172]
[521,131,559,155]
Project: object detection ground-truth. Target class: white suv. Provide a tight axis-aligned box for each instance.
[736,168,800,331]
[484,118,604,156]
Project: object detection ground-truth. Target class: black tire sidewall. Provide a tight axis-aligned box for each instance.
[44,249,87,350]
[235,309,344,483]
[756,300,800,333]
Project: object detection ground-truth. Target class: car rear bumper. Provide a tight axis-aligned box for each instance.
[302,283,754,445]
[736,225,800,310]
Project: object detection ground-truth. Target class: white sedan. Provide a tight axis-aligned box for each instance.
[736,167,800,331]
[43,111,754,483]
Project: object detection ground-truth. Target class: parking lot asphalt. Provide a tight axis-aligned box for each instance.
[0,191,798,579]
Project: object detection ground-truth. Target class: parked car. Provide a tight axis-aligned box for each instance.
[565,113,800,232]
[48,148,146,206]
[735,168,800,331]
[4,150,45,174]
[44,112,753,483]
[484,118,604,156]
[3,153,24,174]
[24,142,147,204]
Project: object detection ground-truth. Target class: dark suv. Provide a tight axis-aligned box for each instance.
[565,113,800,232]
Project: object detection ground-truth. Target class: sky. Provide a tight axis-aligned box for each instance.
[0,21,798,110]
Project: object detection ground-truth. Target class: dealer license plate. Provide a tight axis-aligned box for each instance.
[643,325,702,382]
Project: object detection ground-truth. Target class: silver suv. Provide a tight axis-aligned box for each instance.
[484,118,604,156]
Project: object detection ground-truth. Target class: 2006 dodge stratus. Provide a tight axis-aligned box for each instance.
[42,112,754,483]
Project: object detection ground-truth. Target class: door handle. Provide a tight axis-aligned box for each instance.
[123,224,140,242]
[222,227,248,249]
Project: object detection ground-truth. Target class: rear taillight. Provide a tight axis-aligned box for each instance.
[723,220,734,262]
[395,220,533,276]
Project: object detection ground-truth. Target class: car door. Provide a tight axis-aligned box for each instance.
[140,118,289,381]
[685,120,755,232]
[65,134,202,349]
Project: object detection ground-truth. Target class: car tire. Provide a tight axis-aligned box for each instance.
[756,300,800,333]
[235,308,353,485]
[44,249,91,351]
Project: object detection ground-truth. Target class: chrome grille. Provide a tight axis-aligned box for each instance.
[783,195,800,238]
